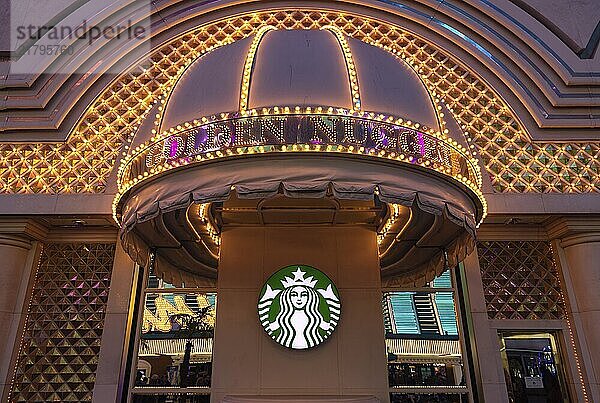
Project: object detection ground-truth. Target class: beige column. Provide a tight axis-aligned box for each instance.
[211,226,389,403]
[548,218,600,402]
[0,219,46,400]
[460,249,509,403]
[92,240,138,403]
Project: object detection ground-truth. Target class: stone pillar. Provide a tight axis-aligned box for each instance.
[0,219,46,399]
[460,249,509,403]
[211,226,389,403]
[92,240,138,403]
[548,218,600,401]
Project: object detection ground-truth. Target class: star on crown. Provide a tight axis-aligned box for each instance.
[281,267,318,288]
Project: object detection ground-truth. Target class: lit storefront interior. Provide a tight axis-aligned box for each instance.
[499,332,569,403]
[0,2,599,403]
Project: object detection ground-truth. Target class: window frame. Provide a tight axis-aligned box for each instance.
[384,266,476,403]
[125,259,217,403]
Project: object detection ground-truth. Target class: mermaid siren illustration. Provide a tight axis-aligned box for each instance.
[258,266,341,349]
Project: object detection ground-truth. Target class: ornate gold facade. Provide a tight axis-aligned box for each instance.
[1,10,598,195]
[1,2,599,403]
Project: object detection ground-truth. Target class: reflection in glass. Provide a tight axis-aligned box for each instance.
[499,332,569,403]
[134,291,215,389]
[132,394,210,403]
[388,358,463,387]
[384,270,469,401]
[389,393,467,403]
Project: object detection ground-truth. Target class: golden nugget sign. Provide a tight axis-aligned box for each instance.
[120,112,478,186]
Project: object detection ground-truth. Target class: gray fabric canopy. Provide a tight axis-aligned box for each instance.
[118,154,482,287]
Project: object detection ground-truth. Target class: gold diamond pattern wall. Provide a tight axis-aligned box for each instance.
[478,240,565,320]
[0,10,598,194]
[8,243,115,402]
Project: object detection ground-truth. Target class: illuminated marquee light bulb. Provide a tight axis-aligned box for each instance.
[7,11,563,199]
[321,25,362,111]
[113,106,486,230]
[239,25,277,112]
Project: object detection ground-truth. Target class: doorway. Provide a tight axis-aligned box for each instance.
[498,332,569,403]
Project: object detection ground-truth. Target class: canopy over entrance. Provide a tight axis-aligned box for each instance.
[114,28,486,287]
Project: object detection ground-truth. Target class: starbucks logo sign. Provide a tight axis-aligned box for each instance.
[258,265,341,349]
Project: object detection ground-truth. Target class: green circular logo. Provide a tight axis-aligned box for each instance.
[258,265,341,350]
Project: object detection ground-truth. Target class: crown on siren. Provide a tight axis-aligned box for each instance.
[280,267,318,288]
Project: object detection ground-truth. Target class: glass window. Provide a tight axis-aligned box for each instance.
[499,331,570,403]
[389,393,468,403]
[385,269,469,402]
[130,265,215,402]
